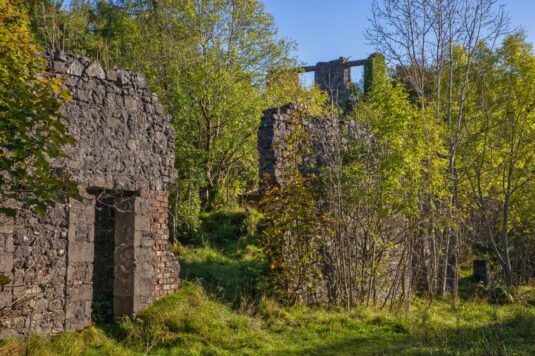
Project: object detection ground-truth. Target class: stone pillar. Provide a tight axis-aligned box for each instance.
[314,57,351,108]
[132,194,156,314]
[65,196,95,330]
[112,192,179,318]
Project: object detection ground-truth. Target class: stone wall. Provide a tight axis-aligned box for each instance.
[258,104,409,305]
[259,103,360,187]
[0,206,69,336]
[0,51,179,337]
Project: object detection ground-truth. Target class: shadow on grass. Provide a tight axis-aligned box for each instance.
[178,250,266,308]
[274,312,535,355]
[176,208,267,308]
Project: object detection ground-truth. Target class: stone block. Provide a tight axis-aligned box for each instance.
[53,61,66,72]
[85,62,105,79]
[67,261,93,283]
[135,214,151,232]
[68,242,94,262]
[117,69,131,86]
[65,300,91,330]
[131,73,148,89]
[106,69,118,82]
[66,285,92,301]
[66,60,84,76]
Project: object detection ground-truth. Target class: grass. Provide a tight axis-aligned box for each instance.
[1,208,535,355]
[2,282,534,355]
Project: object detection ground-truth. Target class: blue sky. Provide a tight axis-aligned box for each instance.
[263,0,535,82]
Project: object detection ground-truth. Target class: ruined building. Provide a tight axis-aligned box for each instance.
[261,55,371,186]
[0,52,179,337]
[300,56,367,108]
[259,55,412,304]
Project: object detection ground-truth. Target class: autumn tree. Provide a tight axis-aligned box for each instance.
[0,0,75,216]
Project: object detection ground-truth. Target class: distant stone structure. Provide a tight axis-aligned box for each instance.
[300,57,367,108]
[0,51,179,337]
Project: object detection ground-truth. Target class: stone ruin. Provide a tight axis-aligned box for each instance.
[261,56,370,185]
[259,57,412,304]
[260,56,371,186]
[0,51,179,337]
[300,56,367,108]
[259,102,412,304]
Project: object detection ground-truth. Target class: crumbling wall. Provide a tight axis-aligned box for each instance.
[50,51,175,191]
[258,104,409,305]
[259,104,337,185]
[0,51,179,337]
[259,103,359,186]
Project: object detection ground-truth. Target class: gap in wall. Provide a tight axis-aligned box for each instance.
[92,196,115,323]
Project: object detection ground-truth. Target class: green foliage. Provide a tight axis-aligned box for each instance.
[91,291,114,325]
[97,0,297,210]
[3,204,535,354]
[363,52,387,95]
[264,68,330,116]
[199,208,263,246]
[345,53,447,228]
[25,1,102,59]
[313,61,448,302]
[0,0,76,216]
[25,0,307,233]
[461,33,535,286]
[176,208,266,306]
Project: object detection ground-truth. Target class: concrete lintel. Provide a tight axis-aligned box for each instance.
[299,58,367,73]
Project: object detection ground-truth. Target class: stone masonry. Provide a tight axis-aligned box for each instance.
[258,102,409,305]
[258,103,360,187]
[0,51,179,337]
[300,56,367,108]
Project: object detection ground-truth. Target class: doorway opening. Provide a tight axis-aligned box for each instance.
[89,188,138,322]
[92,196,115,323]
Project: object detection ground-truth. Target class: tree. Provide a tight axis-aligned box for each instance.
[69,0,298,234]
[319,54,446,305]
[26,0,100,59]
[0,0,75,216]
[463,34,535,287]
[366,0,509,296]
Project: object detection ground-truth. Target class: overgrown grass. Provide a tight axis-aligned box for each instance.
[174,208,266,308]
[2,282,534,355]
[1,209,535,355]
